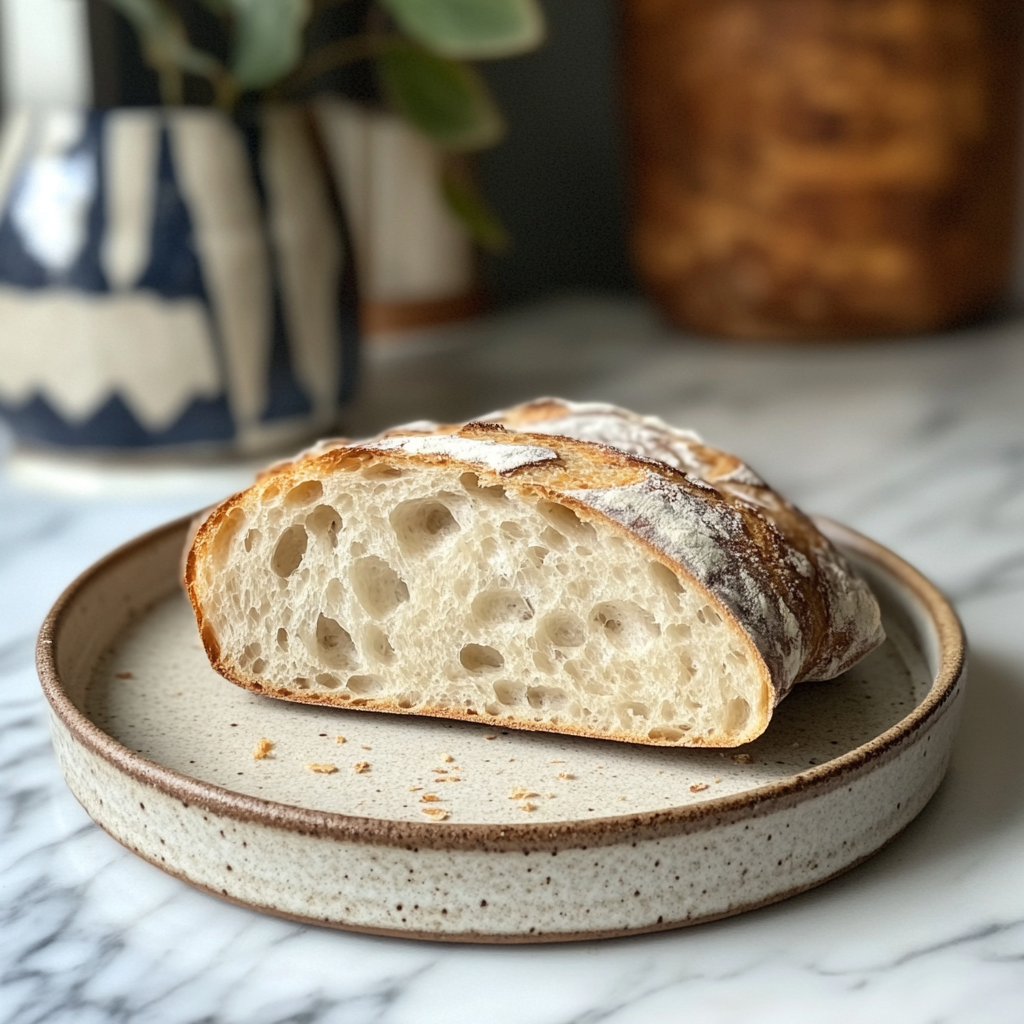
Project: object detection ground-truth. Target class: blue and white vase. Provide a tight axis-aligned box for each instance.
[0,105,358,454]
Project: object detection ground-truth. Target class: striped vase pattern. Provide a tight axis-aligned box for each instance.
[0,106,358,452]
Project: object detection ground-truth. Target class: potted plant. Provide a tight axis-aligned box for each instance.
[0,0,544,454]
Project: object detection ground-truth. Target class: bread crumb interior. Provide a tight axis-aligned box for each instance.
[198,461,766,744]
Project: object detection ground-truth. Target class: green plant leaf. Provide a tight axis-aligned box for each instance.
[442,164,509,251]
[227,0,313,90]
[105,0,223,101]
[377,43,504,151]
[380,0,545,58]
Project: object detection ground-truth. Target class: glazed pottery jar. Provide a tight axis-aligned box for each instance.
[621,0,1024,339]
[0,105,358,453]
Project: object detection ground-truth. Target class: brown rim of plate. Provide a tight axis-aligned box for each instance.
[37,513,965,854]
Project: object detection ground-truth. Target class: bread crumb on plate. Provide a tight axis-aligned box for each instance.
[253,737,273,760]
[422,807,449,821]
[305,762,337,774]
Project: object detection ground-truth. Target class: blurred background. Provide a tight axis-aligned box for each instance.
[7,0,1022,308]
[0,0,1022,471]
[0,0,633,305]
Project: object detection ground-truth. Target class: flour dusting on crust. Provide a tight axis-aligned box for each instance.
[366,434,559,475]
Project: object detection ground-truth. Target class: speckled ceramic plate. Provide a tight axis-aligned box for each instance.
[37,515,964,943]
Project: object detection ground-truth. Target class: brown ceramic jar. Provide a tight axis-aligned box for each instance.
[621,0,1024,339]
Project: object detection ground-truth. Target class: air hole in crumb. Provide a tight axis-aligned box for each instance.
[397,691,422,709]
[536,501,596,540]
[390,499,459,555]
[306,504,342,546]
[617,701,652,727]
[527,685,569,711]
[316,614,358,670]
[460,644,504,673]
[315,673,341,689]
[364,625,396,663]
[348,674,385,696]
[477,536,499,566]
[276,628,289,649]
[350,556,409,618]
[212,507,246,567]
[284,480,323,507]
[471,589,534,625]
[362,462,402,480]
[540,526,566,551]
[260,483,280,502]
[251,658,265,675]
[293,677,309,689]
[650,561,684,605]
[589,601,658,649]
[724,697,751,732]
[271,524,308,577]
[700,604,724,627]
[493,679,525,705]
[539,611,586,648]
[500,521,524,539]
[461,471,507,501]
[648,726,686,742]
[533,650,555,674]
[527,546,549,567]
[243,528,260,553]
[324,578,344,608]
[666,622,692,642]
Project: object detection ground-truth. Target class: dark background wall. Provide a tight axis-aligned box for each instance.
[476,0,633,303]
[86,0,635,307]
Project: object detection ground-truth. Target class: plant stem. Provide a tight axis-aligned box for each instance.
[276,33,387,96]
[157,63,184,105]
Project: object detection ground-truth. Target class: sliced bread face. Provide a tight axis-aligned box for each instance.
[187,423,883,748]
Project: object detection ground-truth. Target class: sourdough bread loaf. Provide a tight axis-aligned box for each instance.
[186,405,884,747]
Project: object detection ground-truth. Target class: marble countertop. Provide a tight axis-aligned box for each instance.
[3,296,1023,1023]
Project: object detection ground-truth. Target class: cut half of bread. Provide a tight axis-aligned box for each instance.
[186,415,884,748]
